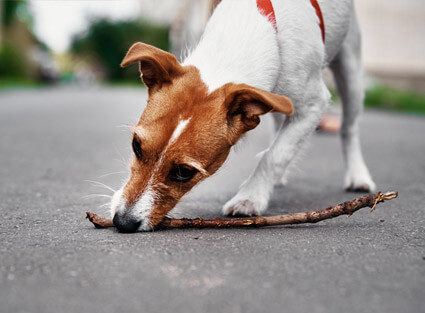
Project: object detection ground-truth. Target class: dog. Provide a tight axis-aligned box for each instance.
[111,0,376,232]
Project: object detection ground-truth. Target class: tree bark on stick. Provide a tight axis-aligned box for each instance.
[86,191,397,231]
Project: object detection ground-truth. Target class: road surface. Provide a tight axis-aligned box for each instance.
[0,87,424,313]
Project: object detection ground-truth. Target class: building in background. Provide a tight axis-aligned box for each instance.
[356,0,425,92]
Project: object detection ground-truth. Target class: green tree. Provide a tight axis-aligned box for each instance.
[71,19,169,81]
[2,0,31,28]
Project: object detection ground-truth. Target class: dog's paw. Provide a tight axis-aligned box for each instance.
[222,195,267,216]
[344,169,376,193]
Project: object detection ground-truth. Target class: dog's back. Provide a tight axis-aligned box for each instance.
[172,0,356,66]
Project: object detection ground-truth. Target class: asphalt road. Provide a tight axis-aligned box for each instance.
[1,87,424,313]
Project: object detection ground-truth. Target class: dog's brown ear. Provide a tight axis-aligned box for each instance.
[121,42,184,92]
[223,83,294,139]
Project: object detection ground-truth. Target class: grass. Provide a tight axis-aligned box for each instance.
[364,85,425,115]
[330,85,425,116]
[0,77,44,91]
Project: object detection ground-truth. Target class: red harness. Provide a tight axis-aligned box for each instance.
[256,0,325,43]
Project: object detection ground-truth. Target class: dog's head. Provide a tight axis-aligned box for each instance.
[111,42,293,232]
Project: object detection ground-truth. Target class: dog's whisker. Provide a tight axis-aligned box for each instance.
[117,124,133,132]
[84,180,116,193]
[114,146,130,167]
[82,194,113,200]
[98,202,112,208]
[98,171,127,179]
[114,157,129,167]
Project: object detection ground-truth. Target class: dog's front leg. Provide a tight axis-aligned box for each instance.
[223,88,330,216]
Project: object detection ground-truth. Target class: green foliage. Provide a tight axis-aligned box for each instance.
[0,77,41,91]
[329,85,425,115]
[71,19,169,81]
[0,41,28,78]
[365,85,425,115]
[2,0,27,27]
[329,87,339,103]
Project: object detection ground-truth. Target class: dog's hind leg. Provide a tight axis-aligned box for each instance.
[329,12,376,192]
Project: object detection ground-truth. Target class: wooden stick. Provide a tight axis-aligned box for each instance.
[86,191,398,230]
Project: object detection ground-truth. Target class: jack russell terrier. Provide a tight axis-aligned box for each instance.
[111,0,376,232]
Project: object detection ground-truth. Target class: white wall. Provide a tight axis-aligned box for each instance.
[355,0,425,77]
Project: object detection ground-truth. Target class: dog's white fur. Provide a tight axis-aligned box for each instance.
[184,0,375,216]
[111,0,376,226]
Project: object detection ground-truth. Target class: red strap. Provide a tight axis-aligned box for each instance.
[310,0,326,42]
[257,0,325,43]
[256,0,278,32]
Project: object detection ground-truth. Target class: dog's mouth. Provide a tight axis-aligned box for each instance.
[111,189,180,232]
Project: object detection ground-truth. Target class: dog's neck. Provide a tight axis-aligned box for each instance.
[183,1,280,93]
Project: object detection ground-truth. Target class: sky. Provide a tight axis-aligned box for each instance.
[29,0,178,53]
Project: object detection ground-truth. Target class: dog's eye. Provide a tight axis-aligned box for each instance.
[168,165,198,183]
[132,137,143,160]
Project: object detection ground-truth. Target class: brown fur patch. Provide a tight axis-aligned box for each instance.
[120,43,293,229]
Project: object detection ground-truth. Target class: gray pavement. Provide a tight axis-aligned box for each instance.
[0,87,424,313]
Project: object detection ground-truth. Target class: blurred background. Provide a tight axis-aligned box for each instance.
[2,3,424,312]
[0,0,424,114]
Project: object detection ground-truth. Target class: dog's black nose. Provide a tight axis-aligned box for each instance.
[113,213,141,233]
